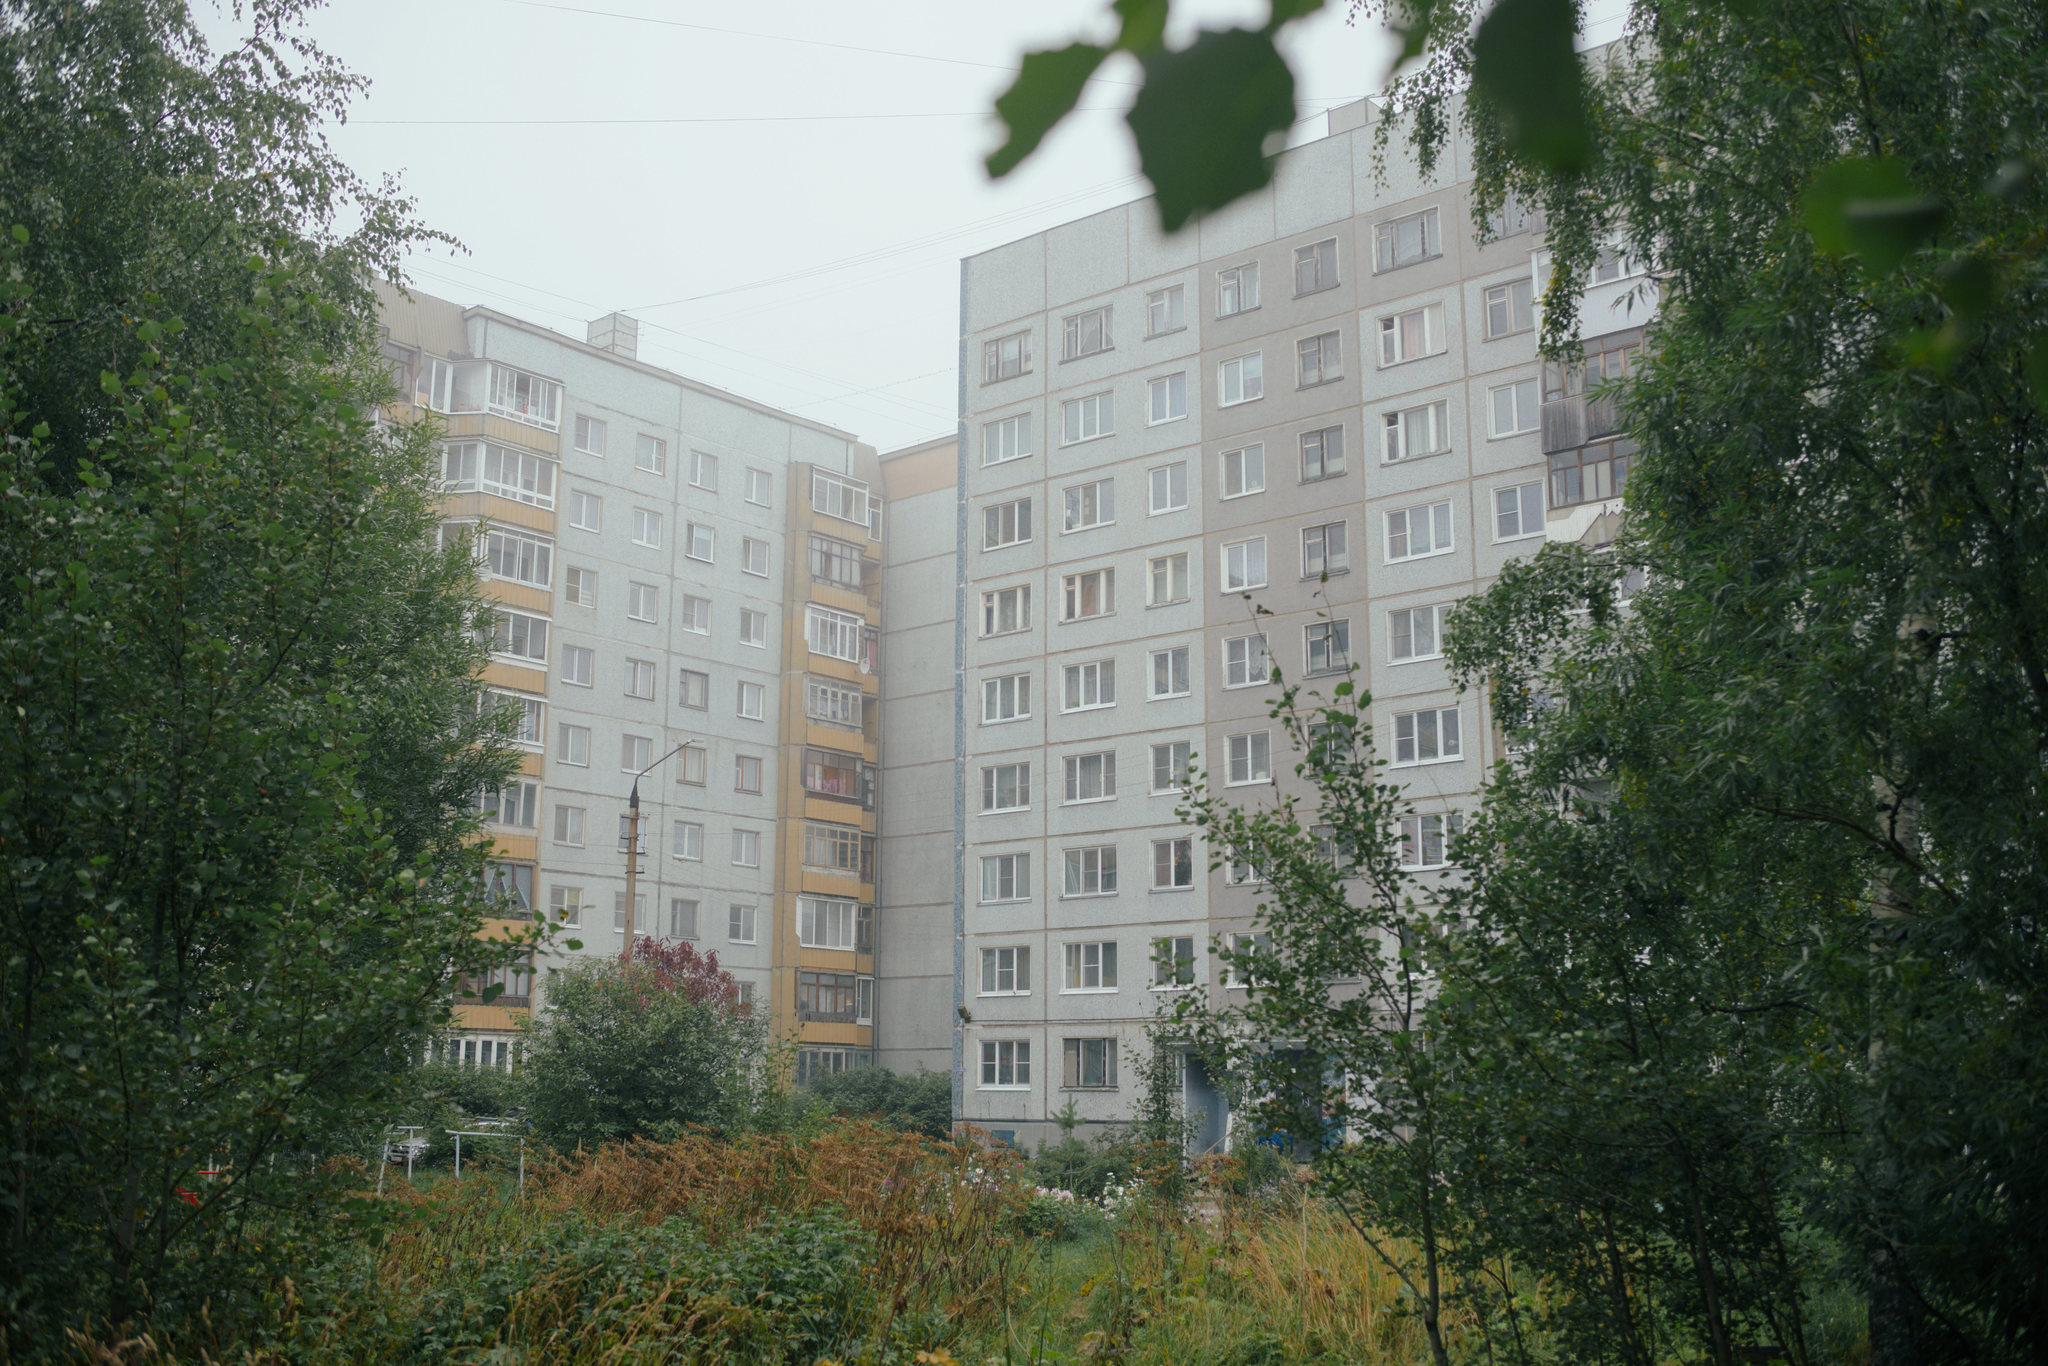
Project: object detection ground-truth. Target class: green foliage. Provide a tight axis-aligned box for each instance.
[1126,28,1298,233]
[802,1066,952,1141]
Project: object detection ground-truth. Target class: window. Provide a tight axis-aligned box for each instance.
[745,467,772,505]
[1062,305,1112,360]
[1061,569,1114,620]
[811,470,871,526]
[1222,537,1267,592]
[1400,812,1465,869]
[1488,194,1539,238]
[688,449,717,489]
[1064,941,1118,989]
[1384,401,1451,462]
[1550,437,1635,508]
[441,441,559,509]
[729,904,757,944]
[1393,706,1463,765]
[569,489,602,531]
[734,754,763,793]
[669,898,699,939]
[1590,245,1641,284]
[1147,553,1189,606]
[481,860,534,911]
[1227,731,1271,785]
[981,852,1031,902]
[622,733,653,772]
[1061,659,1115,711]
[678,667,709,710]
[1218,353,1263,406]
[482,527,553,588]
[491,689,544,747]
[562,645,593,687]
[1302,522,1349,577]
[612,891,646,935]
[1150,740,1192,792]
[1221,443,1265,498]
[983,330,1033,383]
[1152,935,1196,987]
[802,746,862,800]
[804,822,875,878]
[807,604,864,660]
[487,610,548,664]
[1390,604,1448,662]
[728,828,760,868]
[1146,284,1185,335]
[557,722,590,767]
[1485,278,1535,338]
[1224,633,1272,688]
[982,497,1032,550]
[1224,933,1273,986]
[798,896,859,949]
[564,566,596,607]
[551,804,585,847]
[683,522,712,561]
[1218,261,1259,316]
[1386,501,1454,560]
[1152,842,1195,893]
[673,821,704,861]
[1490,378,1540,437]
[1298,331,1342,386]
[1496,481,1545,539]
[549,885,583,926]
[809,532,864,589]
[736,680,764,720]
[480,364,561,429]
[1379,304,1445,365]
[981,762,1031,812]
[624,507,660,549]
[681,596,711,634]
[574,414,606,455]
[625,658,656,699]
[1063,479,1114,532]
[1306,619,1351,674]
[980,946,1031,995]
[626,582,657,623]
[635,434,667,475]
[1063,1038,1118,1088]
[1147,372,1187,424]
[1374,206,1440,271]
[1301,425,1346,481]
[1295,237,1338,294]
[981,672,1031,723]
[740,608,767,647]
[1061,391,1114,444]
[983,413,1032,465]
[1148,461,1188,513]
[1149,646,1191,699]
[741,537,769,577]
[807,677,865,729]
[980,1039,1030,1088]
[1063,845,1118,897]
[1062,750,1117,804]
[980,585,1030,637]
[678,744,707,786]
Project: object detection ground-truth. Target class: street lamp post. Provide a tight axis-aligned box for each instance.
[621,744,692,951]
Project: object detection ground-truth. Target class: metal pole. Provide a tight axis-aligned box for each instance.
[518,1137,526,1194]
[376,1137,388,1198]
[454,1133,462,1180]
[622,781,641,951]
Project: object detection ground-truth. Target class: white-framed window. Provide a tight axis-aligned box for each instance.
[1062,1037,1118,1088]
[1061,659,1115,711]
[1064,940,1118,989]
[551,804,586,847]
[441,441,558,509]
[1222,537,1267,592]
[1062,751,1117,804]
[1379,304,1446,365]
[1485,278,1535,338]
[1391,604,1448,662]
[729,903,757,944]
[490,688,544,748]
[562,645,593,687]
[1386,501,1454,561]
[806,604,864,661]
[797,896,858,949]
[741,537,769,577]
[479,780,539,829]
[1399,812,1465,869]
[684,522,712,561]
[678,744,707,786]
[1061,390,1114,444]
[1384,401,1451,462]
[809,532,863,590]
[1496,481,1545,539]
[488,609,549,664]
[481,527,553,589]
[983,330,1033,383]
[556,722,590,767]
[1149,646,1191,699]
[1061,569,1114,621]
[811,469,871,526]
[1146,284,1185,335]
[736,680,764,720]
[631,507,662,549]
[1218,261,1259,316]
[573,414,606,456]
[1301,425,1345,481]
[734,753,763,793]
[673,820,704,861]
[678,667,709,709]
[981,761,1031,812]
[1148,461,1188,514]
[626,581,657,623]
[981,852,1031,902]
[688,449,717,490]
[1302,521,1349,577]
[1221,443,1265,498]
[569,490,602,532]
[732,828,761,868]
[1063,846,1118,898]
[1297,330,1342,387]
[1147,552,1189,606]
[1295,237,1338,294]
[1148,372,1188,424]
[980,946,1032,995]
[982,496,1032,550]
[681,596,711,634]
[1374,206,1440,271]
[564,565,596,607]
[1590,245,1643,285]
[549,885,583,926]
[1063,479,1114,532]
[979,1039,1030,1088]
[1152,842,1196,895]
[625,658,656,700]
[1218,353,1263,406]
[980,585,1030,637]
[806,677,865,729]
[669,898,700,939]
[1393,706,1463,765]
[983,412,1032,465]
[636,434,667,475]
[981,671,1031,724]
[1062,305,1112,360]
[621,733,653,772]
[1488,194,1539,238]
[611,891,646,935]
[1226,730,1271,786]
[1224,633,1271,689]
[1150,740,1192,792]
[1152,935,1198,991]
[1223,932,1272,986]
[1489,378,1539,436]
[740,608,767,647]
[745,467,772,506]
[1306,619,1351,675]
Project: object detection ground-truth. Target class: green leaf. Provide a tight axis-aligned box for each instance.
[1128,28,1296,233]
[987,43,1111,179]
[1471,0,1590,176]
[1801,157,1944,273]
[1935,254,1995,321]
[1113,0,1168,51]
[480,983,505,1004]
[2025,339,2048,413]
[1266,0,1326,29]
[1984,156,2038,203]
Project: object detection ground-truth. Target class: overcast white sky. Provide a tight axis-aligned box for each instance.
[234,0,1622,452]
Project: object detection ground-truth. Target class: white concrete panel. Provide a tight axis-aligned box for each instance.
[1196,182,1278,261]
[1045,205,1131,309]
[967,237,1047,332]
[1274,134,1355,238]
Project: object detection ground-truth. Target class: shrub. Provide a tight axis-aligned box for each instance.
[804,1066,952,1140]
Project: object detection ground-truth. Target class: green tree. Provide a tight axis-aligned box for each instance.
[804,1066,953,1141]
